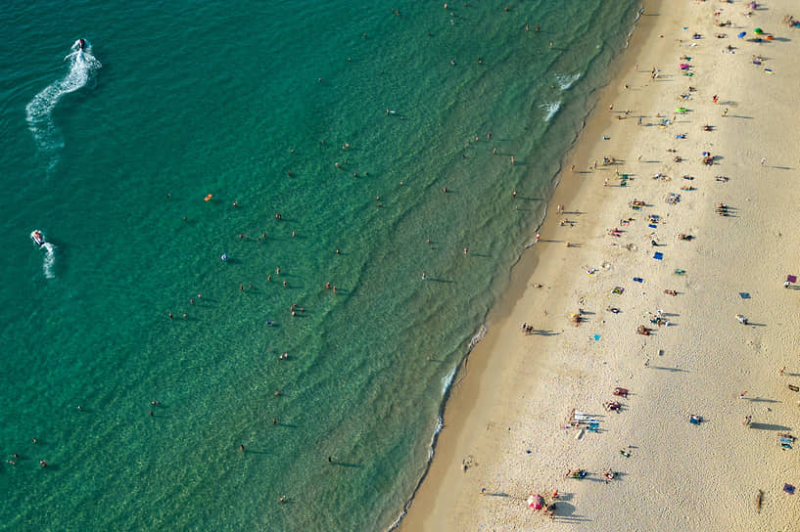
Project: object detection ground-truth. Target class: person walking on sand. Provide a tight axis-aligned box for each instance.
[761,157,767,166]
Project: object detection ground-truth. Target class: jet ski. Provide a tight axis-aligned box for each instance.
[31,230,46,246]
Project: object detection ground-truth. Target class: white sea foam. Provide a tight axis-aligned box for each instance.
[25,41,101,159]
[541,101,561,122]
[555,73,580,90]
[41,242,56,279]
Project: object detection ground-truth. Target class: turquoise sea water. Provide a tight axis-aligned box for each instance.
[1,1,639,530]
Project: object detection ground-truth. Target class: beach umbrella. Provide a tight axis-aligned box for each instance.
[737,31,746,38]
[754,28,763,35]
[527,494,544,510]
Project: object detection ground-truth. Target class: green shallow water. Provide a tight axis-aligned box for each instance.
[0,1,640,529]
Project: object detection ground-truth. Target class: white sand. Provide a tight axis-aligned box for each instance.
[400,1,800,530]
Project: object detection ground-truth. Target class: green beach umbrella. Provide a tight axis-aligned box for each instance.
[754,28,763,35]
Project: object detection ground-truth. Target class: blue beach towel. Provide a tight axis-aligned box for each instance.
[633,277,643,283]
[653,252,663,260]
[648,224,658,229]
[739,292,751,299]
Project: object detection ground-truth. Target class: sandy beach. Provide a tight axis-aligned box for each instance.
[399,1,800,530]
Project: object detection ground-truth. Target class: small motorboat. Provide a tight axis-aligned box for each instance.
[31,230,46,246]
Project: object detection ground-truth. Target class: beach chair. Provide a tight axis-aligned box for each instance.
[689,414,702,425]
[588,420,600,433]
[573,411,589,424]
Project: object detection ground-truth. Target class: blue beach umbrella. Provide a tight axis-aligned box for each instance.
[738,31,746,38]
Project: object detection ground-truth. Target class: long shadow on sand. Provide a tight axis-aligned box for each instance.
[749,423,792,431]
[648,366,689,373]
[552,501,592,523]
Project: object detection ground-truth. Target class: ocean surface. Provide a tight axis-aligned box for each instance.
[0,1,640,529]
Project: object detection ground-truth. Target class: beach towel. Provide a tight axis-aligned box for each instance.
[784,483,795,495]
[653,252,663,260]
[613,286,624,295]
[739,292,751,299]
[788,275,797,283]
[633,277,643,283]
[648,224,657,229]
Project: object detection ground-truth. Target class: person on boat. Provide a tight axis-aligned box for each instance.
[78,39,86,50]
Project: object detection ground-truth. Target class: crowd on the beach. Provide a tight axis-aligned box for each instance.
[491,1,800,524]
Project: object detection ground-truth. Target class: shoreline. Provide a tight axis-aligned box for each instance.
[400,0,800,529]
[397,2,660,528]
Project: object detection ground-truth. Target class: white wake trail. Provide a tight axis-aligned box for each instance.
[25,42,101,159]
[41,242,56,279]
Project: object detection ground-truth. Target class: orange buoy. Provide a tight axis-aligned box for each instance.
[204,194,213,201]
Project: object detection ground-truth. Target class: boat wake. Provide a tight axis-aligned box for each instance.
[41,242,56,279]
[31,230,56,279]
[25,40,101,163]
